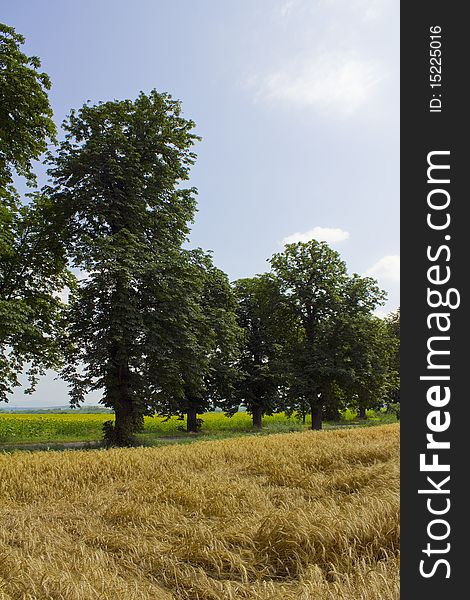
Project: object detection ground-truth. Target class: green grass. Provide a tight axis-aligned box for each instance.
[0,409,397,449]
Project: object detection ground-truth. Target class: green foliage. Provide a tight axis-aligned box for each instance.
[46,90,233,442]
[191,255,241,415]
[102,418,137,447]
[153,250,242,431]
[269,240,387,429]
[45,90,198,267]
[387,402,400,421]
[384,308,400,404]
[339,314,395,417]
[231,275,292,426]
[0,22,56,190]
[0,23,70,402]
[0,195,74,400]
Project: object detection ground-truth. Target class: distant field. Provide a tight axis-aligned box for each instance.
[0,410,394,447]
[0,424,399,599]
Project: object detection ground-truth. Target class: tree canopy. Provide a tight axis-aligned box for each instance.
[0,23,56,191]
[45,91,245,439]
[339,313,396,419]
[269,241,386,429]
[231,275,292,428]
[171,251,242,432]
[0,23,68,402]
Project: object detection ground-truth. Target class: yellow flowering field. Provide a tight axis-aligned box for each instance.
[0,410,391,446]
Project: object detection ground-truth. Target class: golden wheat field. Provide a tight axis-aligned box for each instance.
[0,424,399,600]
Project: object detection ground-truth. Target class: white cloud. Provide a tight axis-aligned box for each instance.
[365,255,399,283]
[278,0,296,18]
[250,51,382,117]
[354,0,390,22]
[283,0,388,23]
[282,226,350,245]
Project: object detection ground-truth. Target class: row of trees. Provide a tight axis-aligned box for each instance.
[1,23,399,446]
[230,261,399,430]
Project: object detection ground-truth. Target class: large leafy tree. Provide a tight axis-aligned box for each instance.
[270,241,385,429]
[159,251,241,433]
[0,23,70,402]
[231,275,290,428]
[47,91,201,444]
[339,313,396,419]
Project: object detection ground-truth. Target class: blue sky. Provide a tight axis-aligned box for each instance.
[3,0,399,406]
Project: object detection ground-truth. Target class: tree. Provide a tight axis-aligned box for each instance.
[270,240,385,429]
[0,23,69,403]
[46,91,200,445]
[0,23,56,192]
[283,310,345,428]
[0,195,73,401]
[384,308,400,418]
[340,314,395,419]
[231,275,290,428]
[147,249,241,433]
[176,252,241,432]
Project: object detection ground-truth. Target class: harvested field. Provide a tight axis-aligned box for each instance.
[0,424,399,599]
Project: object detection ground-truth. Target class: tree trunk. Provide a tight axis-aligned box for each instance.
[105,352,139,446]
[311,403,322,430]
[115,402,132,436]
[252,405,263,429]
[131,412,145,433]
[187,406,198,433]
[300,399,307,424]
[105,272,138,446]
[358,406,367,419]
[111,400,138,446]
